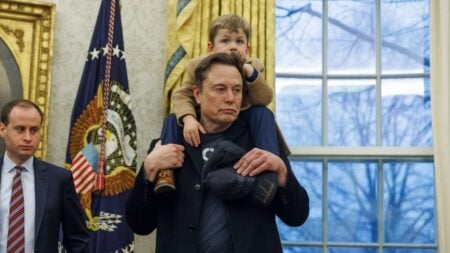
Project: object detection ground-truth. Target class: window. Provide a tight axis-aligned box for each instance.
[275,1,435,252]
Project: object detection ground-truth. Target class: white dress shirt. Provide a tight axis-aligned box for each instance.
[0,154,36,253]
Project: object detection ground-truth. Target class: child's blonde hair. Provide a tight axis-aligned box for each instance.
[209,14,251,43]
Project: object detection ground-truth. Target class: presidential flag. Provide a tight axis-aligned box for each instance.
[65,0,136,252]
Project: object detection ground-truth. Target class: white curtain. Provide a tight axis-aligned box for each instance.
[430,1,450,252]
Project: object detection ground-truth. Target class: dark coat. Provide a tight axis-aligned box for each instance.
[0,156,90,253]
[126,117,309,253]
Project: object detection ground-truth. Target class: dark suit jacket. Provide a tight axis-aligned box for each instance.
[0,156,89,253]
[126,116,309,253]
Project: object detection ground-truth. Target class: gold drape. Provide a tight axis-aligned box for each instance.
[163,0,276,114]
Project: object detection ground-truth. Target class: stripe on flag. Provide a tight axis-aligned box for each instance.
[70,143,98,194]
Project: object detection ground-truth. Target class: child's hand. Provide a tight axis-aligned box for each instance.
[243,63,254,78]
[182,115,206,147]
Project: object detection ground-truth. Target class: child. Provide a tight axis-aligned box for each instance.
[155,14,289,193]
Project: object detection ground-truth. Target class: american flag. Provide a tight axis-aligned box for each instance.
[71,144,97,194]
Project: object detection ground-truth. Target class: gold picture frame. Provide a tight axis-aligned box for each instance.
[0,0,55,159]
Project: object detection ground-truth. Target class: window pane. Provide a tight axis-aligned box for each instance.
[278,161,323,241]
[328,0,375,74]
[381,78,432,147]
[383,161,435,244]
[276,1,322,74]
[328,162,378,242]
[328,79,376,146]
[329,248,377,253]
[381,0,430,73]
[276,78,322,146]
[384,249,436,253]
[283,247,322,253]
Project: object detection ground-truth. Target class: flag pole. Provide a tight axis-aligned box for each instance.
[97,0,117,190]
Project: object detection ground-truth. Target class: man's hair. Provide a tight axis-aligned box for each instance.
[194,52,247,93]
[1,99,43,125]
[209,14,251,43]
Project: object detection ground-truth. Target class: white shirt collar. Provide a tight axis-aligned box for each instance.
[3,153,34,173]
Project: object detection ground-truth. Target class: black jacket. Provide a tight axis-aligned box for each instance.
[126,117,309,253]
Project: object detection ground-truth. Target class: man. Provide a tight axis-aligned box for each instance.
[0,99,89,253]
[126,53,309,253]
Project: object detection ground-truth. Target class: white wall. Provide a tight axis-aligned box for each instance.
[41,0,168,251]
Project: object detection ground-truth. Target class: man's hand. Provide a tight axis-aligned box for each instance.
[182,115,206,147]
[143,141,185,182]
[234,148,288,187]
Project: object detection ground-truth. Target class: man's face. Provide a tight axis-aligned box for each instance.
[0,106,42,164]
[208,28,249,57]
[193,63,243,133]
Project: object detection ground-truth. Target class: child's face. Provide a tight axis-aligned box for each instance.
[208,28,249,57]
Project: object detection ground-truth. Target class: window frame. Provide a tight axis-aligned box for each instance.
[275,0,435,252]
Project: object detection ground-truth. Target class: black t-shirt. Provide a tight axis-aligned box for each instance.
[197,132,235,253]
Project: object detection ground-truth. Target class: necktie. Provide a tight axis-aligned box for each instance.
[7,166,25,253]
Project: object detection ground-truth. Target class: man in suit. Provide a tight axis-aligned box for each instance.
[0,99,89,253]
[126,53,309,253]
